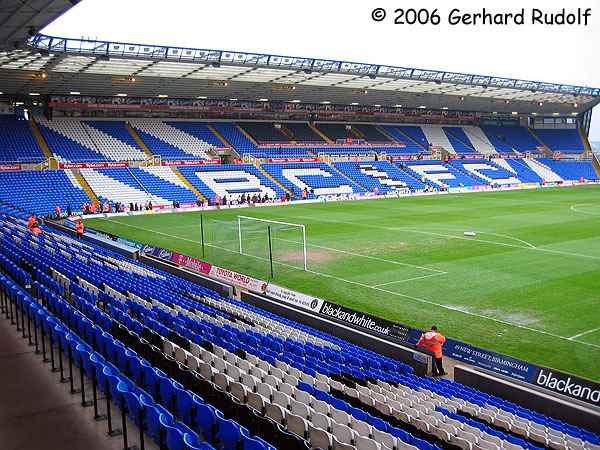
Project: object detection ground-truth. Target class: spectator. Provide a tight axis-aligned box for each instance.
[417,325,447,376]
[75,220,85,240]
[55,205,62,219]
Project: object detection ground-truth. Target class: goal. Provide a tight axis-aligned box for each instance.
[237,215,307,273]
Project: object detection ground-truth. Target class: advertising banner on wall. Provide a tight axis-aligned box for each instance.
[0,163,22,171]
[444,339,538,382]
[265,283,324,312]
[160,159,221,166]
[318,301,413,344]
[58,161,129,169]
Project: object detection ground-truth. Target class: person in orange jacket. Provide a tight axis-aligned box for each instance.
[75,221,85,240]
[27,214,42,234]
[417,325,447,376]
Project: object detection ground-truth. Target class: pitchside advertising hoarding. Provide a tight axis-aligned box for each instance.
[139,244,600,407]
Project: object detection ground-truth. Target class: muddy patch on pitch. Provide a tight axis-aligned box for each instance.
[277,249,339,265]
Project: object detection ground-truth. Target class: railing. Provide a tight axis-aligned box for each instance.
[27,33,600,96]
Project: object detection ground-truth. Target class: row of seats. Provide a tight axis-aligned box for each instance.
[1,215,599,450]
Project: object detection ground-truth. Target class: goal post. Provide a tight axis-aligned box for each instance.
[237,215,308,272]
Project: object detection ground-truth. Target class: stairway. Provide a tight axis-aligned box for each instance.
[171,167,207,202]
[461,126,497,155]
[126,123,154,158]
[309,123,333,144]
[523,159,563,182]
[207,124,240,160]
[278,125,296,142]
[350,126,364,140]
[71,169,99,203]
[236,124,260,146]
[256,164,291,195]
[420,125,456,154]
[592,153,600,178]
[29,118,55,162]
[376,126,401,144]
[392,127,429,150]
[579,128,593,157]
[332,163,371,192]
[527,128,553,156]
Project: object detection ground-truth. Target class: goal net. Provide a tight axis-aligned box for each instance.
[237,215,307,273]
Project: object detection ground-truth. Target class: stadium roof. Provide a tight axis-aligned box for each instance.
[0,30,598,116]
[0,0,77,51]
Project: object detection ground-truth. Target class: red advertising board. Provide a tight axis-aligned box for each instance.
[267,157,319,163]
[160,159,221,166]
[58,161,129,169]
[390,155,416,160]
[0,163,22,171]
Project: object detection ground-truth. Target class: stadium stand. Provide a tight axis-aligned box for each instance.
[447,159,520,185]
[212,122,259,156]
[1,214,599,450]
[334,161,426,192]
[460,126,498,155]
[420,126,455,154]
[353,124,394,143]
[532,129,585,153]
[36,117,148,161]
[314,123,353,141]
[129,167,199,203]
[178,164,286,202]
[262,162,366,197]
[165,122,225,149]
[0,115,45,162]
[238,122,290,143]
[381,126,429,154]
[129,119,212,160]
[481,126,542,154]
[80,168,169,205]
[36,117,110,162]
[400,160,482,188]
[535,158,598,181]
[284,123,326,143]
[82,120,148,160]
[0,169,89,214]
[442,127,477,154]
[491,159,544,184]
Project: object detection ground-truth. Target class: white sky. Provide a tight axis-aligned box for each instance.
[43,0,600,141]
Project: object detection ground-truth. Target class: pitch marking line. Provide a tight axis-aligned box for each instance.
[568,326,600,340]
[95,217,600,350]
[371,271,448,287]
[282,213,600,261]
[570,204,600,216]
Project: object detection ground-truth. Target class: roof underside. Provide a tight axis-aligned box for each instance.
[0,1,76,51]
[0,32,598,115]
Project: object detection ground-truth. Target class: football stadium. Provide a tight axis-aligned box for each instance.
[1,2,599,450]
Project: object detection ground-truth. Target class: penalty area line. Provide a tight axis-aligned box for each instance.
[371,271,448,287]
[568,326,600,340]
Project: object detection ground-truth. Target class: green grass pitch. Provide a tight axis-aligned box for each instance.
[85,185,600,381]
